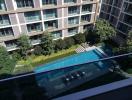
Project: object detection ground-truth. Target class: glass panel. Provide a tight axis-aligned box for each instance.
[0,27,13,37]
[16,0,34,8]
[0,15,10,26]
[25,11,41,22]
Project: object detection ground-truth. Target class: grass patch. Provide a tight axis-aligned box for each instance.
[15,46,77,74]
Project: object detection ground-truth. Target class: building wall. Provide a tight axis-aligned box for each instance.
[100,0,132,37]
[0,0,99,51]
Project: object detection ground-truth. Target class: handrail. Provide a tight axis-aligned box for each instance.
[54,78,132,100]
[0,52,131,83]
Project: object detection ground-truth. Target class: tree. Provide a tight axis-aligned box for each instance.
[34,45,43,56]
[0,46,16,74]
[85,29,100,45]
[54,39,67,51]
[64,37,75,49]
[40,31,54,55]
[73,33,86,44]
[17,34,31,58]
[11,52,21,61]
[95,19,116,41]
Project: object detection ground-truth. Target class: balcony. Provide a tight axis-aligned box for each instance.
[51,31,62,39]
[5,40,18,51]
[27,23,42,33]
[113,0,123,8]
[0,0,6,11]
[0,15,10,27]
[102,0,113,5]
[43,9,57,20]
[123,14,132,26]
[30,35,41,45]
[64,0,76,4]
[24,11,41,22]
[83,24,93,31]
[42,0,57,6]
[0,27,14,37]
[68,27,78,36]
[30,39,41,45]
[16,0,34,8]
[44,20,58,30]
[68,17,79,26]
[82,0,95,3]
[0,52,131,99]
[123,2,132,14]
[68,6,80,16]
[82,4,92,14]
[81,14,91,24]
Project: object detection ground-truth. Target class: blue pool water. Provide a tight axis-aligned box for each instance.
[35,49,106,73]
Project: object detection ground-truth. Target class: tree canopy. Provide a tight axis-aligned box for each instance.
[73,33,86,44]
[95,19,116,41]
[17,34,31,57]
[0,46,16,74]
[41,31,54,55]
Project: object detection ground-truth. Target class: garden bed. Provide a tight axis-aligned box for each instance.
[14,46,77,74]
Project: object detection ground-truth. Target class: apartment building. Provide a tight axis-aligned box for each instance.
[100,0,132,38]
[0,0,99,51]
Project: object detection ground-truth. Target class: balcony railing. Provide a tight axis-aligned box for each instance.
[0,51,131,100]
[6,45,18,51]
[31,39,41,45]
[64,0,76,4]
[52,31,62,39]
[0,20,10,27]
[42,0,57,6]
[25,16,41,22]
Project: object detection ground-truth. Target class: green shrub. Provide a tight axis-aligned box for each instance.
[64,37,75,49]
[32,50,76,67]
[85,30,100,45]
[54,39,67,51]
[41,32,54,55]
[34,46,43,56]
[73,33,86,44]
[12,52,21,61]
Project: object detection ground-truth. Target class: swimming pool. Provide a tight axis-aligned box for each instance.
[34,48,114,98]
[35,48,107,73]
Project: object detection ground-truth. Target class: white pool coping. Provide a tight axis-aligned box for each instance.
[86,46,107,56]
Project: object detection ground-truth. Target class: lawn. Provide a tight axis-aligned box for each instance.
[14,45,77,74]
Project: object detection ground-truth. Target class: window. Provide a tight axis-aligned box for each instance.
[64,0,76,3]
[51,31,62,39]
[42,0,57,5]
[16,0,34,8]
[81,14,91,23]
[5,40,17,50]
[24,11,41,22]
[68,6,79,15]
[68,27,78,35]
[0,15,10,26]
[0,0,6,10]
[43,9,57,19]
[68,17,79,25]
[82,4,92,13]
[44,20,58,29]
[0,27,13,37]
[27,23,42,32]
